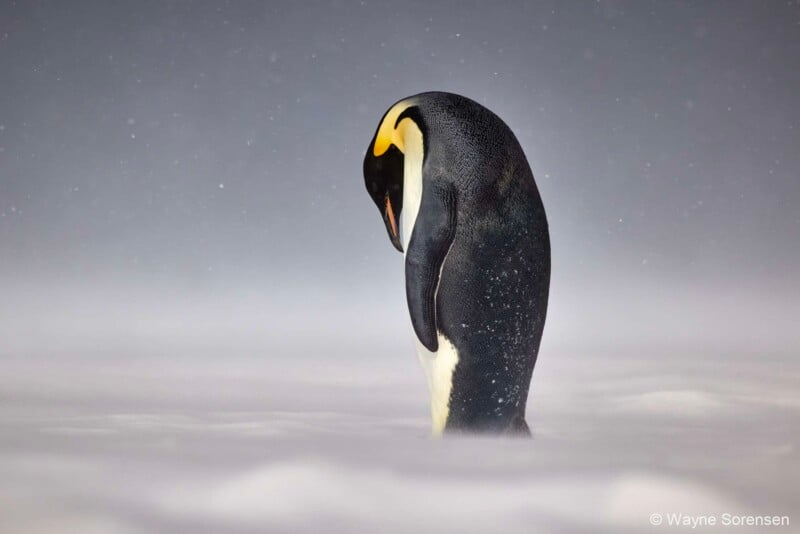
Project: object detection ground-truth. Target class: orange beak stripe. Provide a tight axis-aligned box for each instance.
[385,196,398,240]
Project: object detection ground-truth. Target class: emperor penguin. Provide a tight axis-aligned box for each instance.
[363,92,550,436]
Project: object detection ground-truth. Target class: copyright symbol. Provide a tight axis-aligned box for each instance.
[650,513,663,525]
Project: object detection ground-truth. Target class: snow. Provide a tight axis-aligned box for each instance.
[1,348,797,533]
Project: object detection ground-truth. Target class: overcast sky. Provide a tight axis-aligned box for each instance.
[0,1,798,357]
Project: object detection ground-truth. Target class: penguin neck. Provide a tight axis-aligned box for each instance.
[400,123,424,254]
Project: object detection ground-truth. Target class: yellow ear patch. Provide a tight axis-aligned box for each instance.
[372,101,414,157]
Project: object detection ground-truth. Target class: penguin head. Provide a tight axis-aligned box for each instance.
[364,143,404,252]
[363,100,424,252]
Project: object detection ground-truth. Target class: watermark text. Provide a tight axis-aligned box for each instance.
[649,512,790,528]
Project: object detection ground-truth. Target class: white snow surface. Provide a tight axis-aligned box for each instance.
[1,349,797,533]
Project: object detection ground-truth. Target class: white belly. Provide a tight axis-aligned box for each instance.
[414,333,459,436]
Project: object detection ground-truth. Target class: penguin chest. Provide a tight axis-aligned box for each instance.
[396,114,458,434]
[398,128,424,252]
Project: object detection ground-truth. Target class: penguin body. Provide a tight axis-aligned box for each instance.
[364,92,550,435]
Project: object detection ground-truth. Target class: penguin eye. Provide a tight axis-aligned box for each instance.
[371,182,379,193]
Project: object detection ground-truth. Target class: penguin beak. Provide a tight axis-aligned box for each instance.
[383,194,403,252]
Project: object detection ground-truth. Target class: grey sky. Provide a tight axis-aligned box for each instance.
[0,1,798,356]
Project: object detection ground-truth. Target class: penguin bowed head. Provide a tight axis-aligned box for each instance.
[363,92,550,436]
